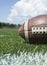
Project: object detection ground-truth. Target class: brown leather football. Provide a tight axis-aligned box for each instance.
[19,15,47,42]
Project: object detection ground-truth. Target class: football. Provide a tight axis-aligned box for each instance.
[19,15,47,43]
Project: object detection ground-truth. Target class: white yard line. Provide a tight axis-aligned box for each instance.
[0,52,47,65]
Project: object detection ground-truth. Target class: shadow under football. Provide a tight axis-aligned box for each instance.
[28,37,47,44]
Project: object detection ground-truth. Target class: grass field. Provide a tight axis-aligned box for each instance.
[0,29,47,55]
[0,29,47,65]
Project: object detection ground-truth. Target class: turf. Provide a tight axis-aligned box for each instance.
[0,29,47,55]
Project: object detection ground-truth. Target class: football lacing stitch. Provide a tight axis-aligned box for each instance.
[32,27,47,34]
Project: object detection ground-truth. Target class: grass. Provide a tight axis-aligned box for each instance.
[0,29,47,55]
